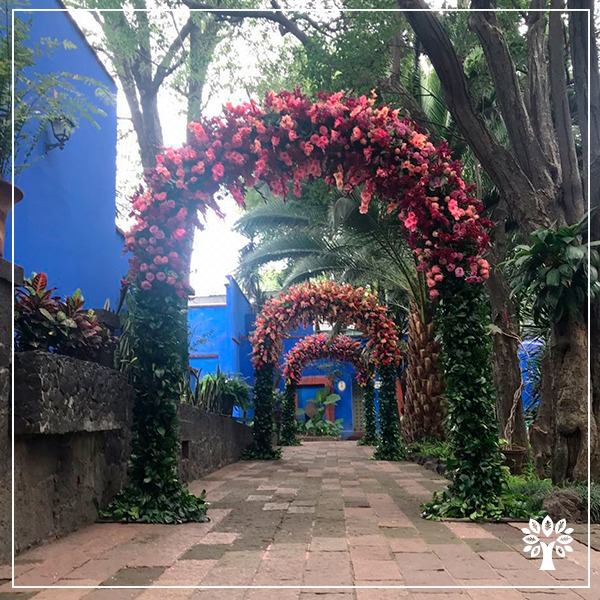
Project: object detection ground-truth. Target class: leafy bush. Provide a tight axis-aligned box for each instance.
[408,439,452,460]
[192,369,251,416]
[15,273,112,362]
[506,474,554,515]
[504,216,598,327]
[297,388,343,437]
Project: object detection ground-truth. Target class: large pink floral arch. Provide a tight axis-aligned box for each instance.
[119,89,505,519]
[123,89,491,301]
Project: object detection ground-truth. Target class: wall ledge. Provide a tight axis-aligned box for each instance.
[14,351,133,435]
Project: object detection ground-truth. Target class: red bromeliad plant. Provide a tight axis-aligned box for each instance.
[123,89,491,300]
[282,333,371,386]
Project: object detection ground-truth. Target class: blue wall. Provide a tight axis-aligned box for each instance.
[189,276,254,379]
[189,286,360,437]
[7,1,124,308]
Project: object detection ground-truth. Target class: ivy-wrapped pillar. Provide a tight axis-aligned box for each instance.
[373,364,405,460]
[101,288,207,523]
[243,364,280,459]
[358,378,378,446]
[280,382,299,446]
[423,279,505,520]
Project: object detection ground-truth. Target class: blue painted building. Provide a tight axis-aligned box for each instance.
[7,1,125,308]
[188,278,365,438]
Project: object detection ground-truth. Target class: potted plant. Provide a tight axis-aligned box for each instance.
[499,438,529,475]
[296,388,343,440]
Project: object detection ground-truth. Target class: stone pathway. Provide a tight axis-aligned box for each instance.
[0,442,598,599]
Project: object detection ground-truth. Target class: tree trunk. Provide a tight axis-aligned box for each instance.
[531,350,553,478]
[403,306,445,443]
[486,214,528,449]
[550,315,593,483]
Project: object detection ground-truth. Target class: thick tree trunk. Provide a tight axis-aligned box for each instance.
[403,306,445,443]
[486,214,528,449]
[531,351,553,478]
[550,316,593,483]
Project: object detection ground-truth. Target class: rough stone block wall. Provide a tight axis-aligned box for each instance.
[0,260,21,563]
[0,314,252,561]
[179,403,253,483]
[11,352,134,556]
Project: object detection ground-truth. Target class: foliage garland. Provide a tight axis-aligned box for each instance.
[280,382,300,446]
[422,277,505,520]
[373,364,405,461]
[100,289,207,522]
[358,378,378,447]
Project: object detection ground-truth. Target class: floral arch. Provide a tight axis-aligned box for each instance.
[282,332,371,386]
[279,333,378,448]
[113,88,504,523]
[250,281,402,459]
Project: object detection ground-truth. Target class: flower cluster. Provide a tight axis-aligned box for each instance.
[283,333,372,386]
[250,281,401,370]
[124,89,492,298]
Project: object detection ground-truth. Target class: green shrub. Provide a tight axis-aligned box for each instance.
[408,439,452,460]
[506,474,553,515]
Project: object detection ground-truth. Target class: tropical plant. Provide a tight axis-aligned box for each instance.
[297,388,343,438]
[505,216,598,327]
[192,369,250,416]
[15,273,111,361]
[14,272,60,351]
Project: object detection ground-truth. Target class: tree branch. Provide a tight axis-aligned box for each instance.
[151,17,194,92]
[469,0,556,192]
[396,0,553,230]
[525,0,560,168]
[568,0,600,234]
[183,1,311,46]
[548,0,584,223]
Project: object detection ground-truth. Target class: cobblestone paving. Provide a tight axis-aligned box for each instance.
[1,442,598,599]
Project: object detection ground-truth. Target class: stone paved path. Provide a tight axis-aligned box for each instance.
[1,442,598,599]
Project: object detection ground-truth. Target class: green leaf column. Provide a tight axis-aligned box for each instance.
[280,382,300,446]
[243,364,281,459]
[423,278,505,520]
[100,288,207,523]
[358,378,378,446]
[373,365,405,460]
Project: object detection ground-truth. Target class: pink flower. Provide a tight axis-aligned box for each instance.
[156,272,166,281]
[212,163,225,181]
[173,228,186,241]
[404,212,418,232]
[455,267,465,277]
[140,280,152,290]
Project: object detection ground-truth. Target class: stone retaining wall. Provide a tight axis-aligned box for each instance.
[12,351,135,555]
[0,337,252,560]
[179,403,253,482]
